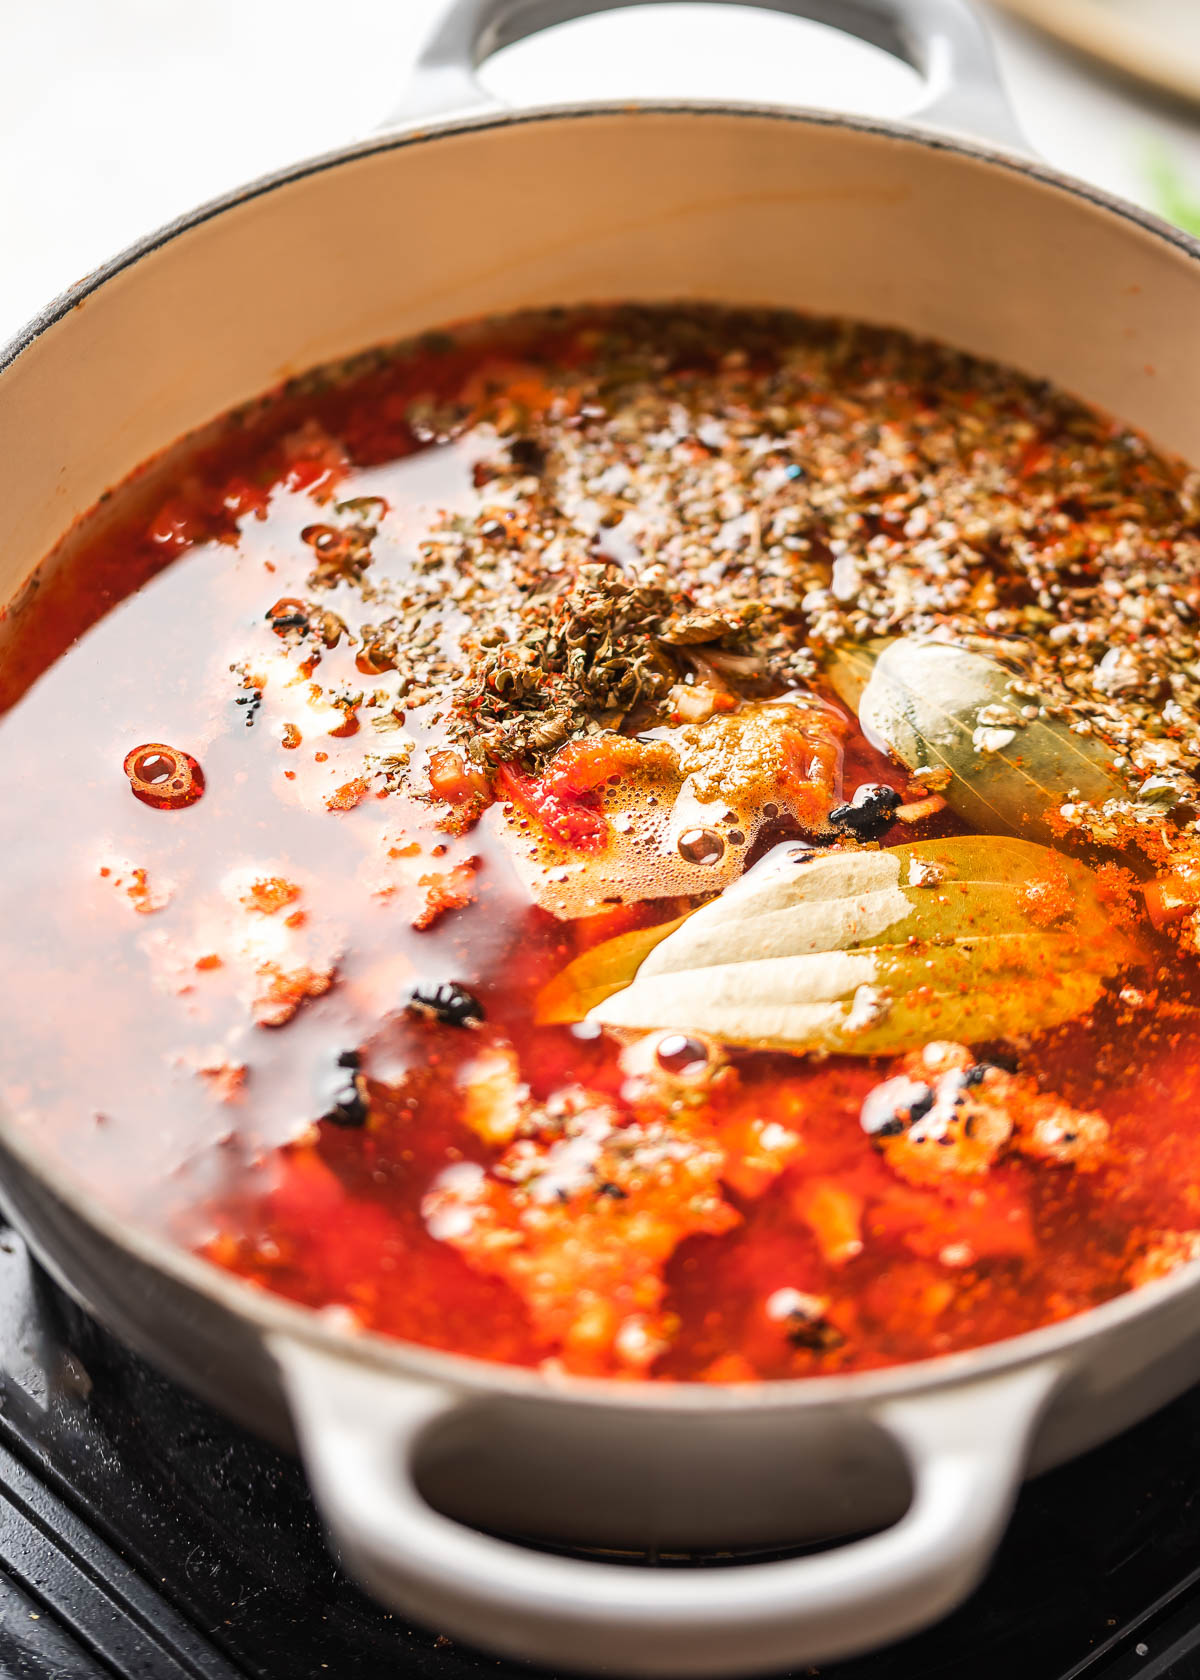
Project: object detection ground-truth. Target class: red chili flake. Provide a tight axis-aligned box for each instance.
[198,1061,248,1103]
[252,962,334,1027]
[241,877,301,916]
[122,867,162,915]
[326,778,368,812]
[327,707,360,739]
[1017,438,1051,479]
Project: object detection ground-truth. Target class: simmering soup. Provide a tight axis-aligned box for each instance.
[1,305,1198,1380]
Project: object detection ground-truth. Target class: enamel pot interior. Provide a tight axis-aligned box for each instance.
[5,104,1199,594]
[2,104,1200,1550]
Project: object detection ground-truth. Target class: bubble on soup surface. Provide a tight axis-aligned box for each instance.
[677,827,726,865]
[123,743,205,810]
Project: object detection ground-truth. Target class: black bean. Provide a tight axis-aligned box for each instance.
[787,1316,845,1352]
[907,1086,936,1121]
[508,436,546,473]
[320,1050,368,1127]
[407,980,485,1028]
[266,596,309,634]
[861,1080,932,1137]
[828,783,903,842]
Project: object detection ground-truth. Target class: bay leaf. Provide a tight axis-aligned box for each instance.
[536,913,689,1025]
[825,637,1125,844]
[579,836,1139,1055]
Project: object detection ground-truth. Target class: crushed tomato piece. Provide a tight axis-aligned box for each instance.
[412,858,480,931]
[496,761,609,853]
[422,1087,738,1373]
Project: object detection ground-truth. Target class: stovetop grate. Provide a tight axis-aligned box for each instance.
[3,1232,1200,1679]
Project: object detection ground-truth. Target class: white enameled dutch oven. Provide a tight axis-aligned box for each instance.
[1,2,1200,1673]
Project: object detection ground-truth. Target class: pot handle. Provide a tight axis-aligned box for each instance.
[273,1338,1063,1677]
[391,0,1026,152]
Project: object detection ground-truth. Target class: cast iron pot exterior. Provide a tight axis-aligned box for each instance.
[1,2,1199,1672]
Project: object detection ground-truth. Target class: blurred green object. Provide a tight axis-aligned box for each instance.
[1146,142,1200,234]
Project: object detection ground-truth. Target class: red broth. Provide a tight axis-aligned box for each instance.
[1,305,1197,1381]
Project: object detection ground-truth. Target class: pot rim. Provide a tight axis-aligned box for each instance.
[3,96,1199,1415]
[5,97,1199,379]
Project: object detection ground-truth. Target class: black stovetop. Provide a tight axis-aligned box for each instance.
[1,1229,1199,1680]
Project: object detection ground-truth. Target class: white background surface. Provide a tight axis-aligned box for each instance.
[1,1,1199,341]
